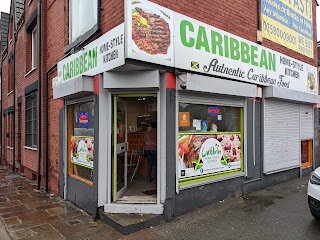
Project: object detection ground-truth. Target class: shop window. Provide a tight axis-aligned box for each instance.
[69,0,98,43]
[301,140,312,168]
[25,92,37,148]
[68,101,94,185]
[178,103,243,188]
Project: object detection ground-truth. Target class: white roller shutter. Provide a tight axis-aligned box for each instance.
[300,104,314,140]
[264,100,300,174]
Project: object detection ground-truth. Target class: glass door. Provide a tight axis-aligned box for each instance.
[113,96,128,201]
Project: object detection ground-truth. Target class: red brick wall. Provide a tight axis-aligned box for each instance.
[46,0,66,194]
[2,0,40,178]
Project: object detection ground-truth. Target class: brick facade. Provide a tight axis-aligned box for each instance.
[1,0,40,181]
[0,0,318,196]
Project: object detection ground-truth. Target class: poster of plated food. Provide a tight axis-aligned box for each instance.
[70,136,94,169]
[126,0,174,66]
[178,134,242,178]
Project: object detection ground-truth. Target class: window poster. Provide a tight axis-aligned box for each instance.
[178,134,242,179]
[70,136,94,169]
[179,112,190,127]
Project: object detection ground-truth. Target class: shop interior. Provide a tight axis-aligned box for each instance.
[114,96,158,204]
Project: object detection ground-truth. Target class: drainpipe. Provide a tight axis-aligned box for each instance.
[257,0,261,31]
[45,64,57,192]
[37,0,42,190]
[0,56,2,166]
[13,30,16,172]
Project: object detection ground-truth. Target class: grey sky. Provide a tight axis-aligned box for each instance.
[0,0,319,40]
[0,0,10,14]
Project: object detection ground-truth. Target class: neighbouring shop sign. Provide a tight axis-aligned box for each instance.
[70,136,94,169]
[261,0,313,58]
[178,134,242,179]
[126,0,317,94]
[56,23,125,86]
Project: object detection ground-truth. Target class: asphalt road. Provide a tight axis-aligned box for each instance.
[153,176,320,240]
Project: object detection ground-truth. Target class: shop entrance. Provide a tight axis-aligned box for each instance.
[112,95,158,204]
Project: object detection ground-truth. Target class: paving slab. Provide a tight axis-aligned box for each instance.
[0,227,11,240]
[0,165,124,240]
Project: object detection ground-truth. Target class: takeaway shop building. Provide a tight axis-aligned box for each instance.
[50,0,319,229]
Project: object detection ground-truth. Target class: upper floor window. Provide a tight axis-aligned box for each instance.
[70,0,98,43]
[8,59,14,93]
[31,27,37,69]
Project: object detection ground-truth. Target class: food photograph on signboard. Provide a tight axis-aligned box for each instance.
[128,0,174,64]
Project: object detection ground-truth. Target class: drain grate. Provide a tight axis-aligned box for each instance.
[68,219,81,225]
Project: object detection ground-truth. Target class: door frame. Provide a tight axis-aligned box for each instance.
[113,96,128,201]
[106,91,163,212]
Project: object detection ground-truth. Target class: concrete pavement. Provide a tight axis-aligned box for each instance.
[152,176,320,240]
[0,165,123,240]
[1,164,319,240]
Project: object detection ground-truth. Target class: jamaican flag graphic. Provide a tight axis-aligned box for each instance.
[192,158,204,171]
[191,61,199,70]
[220,155,230,166]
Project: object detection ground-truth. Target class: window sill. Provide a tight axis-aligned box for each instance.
[25,68,36,77]
[9,39,12,45]
[6,146,14,150]
[28,0,33,5]
[7,91,13,96]
[24,146,38,151]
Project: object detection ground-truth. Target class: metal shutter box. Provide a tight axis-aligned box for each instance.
[178,92,245,107]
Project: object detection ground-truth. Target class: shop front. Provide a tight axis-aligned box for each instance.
[52,0,320,222]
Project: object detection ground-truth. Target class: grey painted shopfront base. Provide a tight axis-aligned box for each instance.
[67,177,94,214]
[175,165,300,216]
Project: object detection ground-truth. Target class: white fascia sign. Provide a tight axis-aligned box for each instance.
[55,23,125,86]
[125,0,318,94]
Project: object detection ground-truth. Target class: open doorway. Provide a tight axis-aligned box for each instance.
[112,95,158,204]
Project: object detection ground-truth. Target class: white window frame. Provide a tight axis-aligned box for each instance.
[69,0,98,43]
[31,27,37,69]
